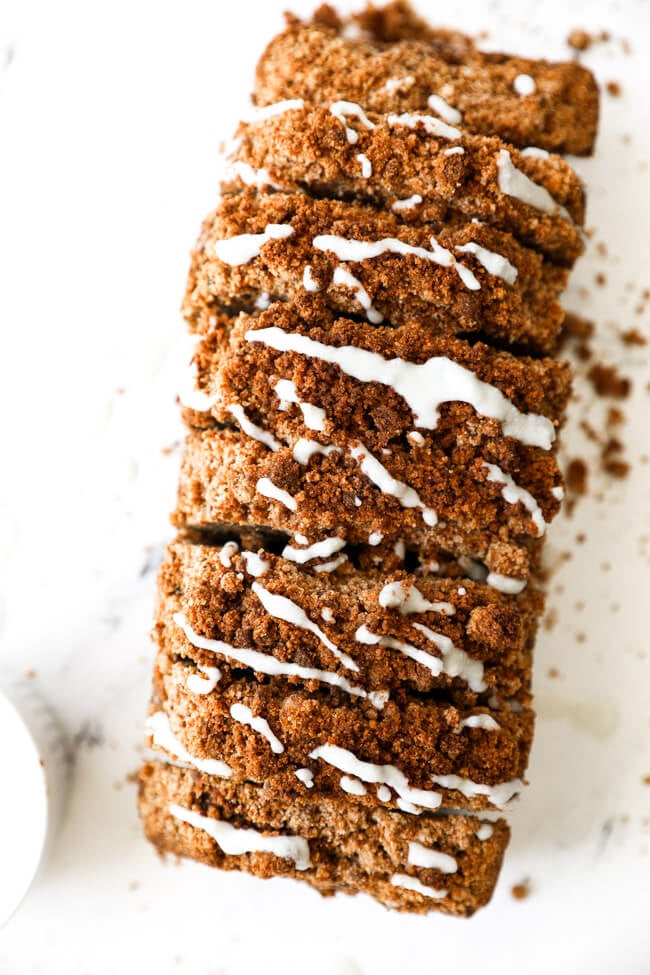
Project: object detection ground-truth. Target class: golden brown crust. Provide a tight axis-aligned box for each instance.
[139,761,510,916]
[254,18,599,155]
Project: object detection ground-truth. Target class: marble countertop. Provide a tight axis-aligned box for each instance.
[0,0,649,972]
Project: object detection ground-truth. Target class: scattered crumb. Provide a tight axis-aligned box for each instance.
[128,880,140,892]
[643,776,650,786]
[25,668,36,679]
[511,879,531,900]
[601,438,631,478]
[606,406,625,427]
[567,28,592,51]
[543,607,558,632]
[161,441,180,456]
[595,272,606,287]
[586,363,631,399]
[566,458,589,495]
[620,327,647,346]
[547,667,560,679]
[126,769,140,785]
[606,80,622,97]
[576,533,586,544]
[562,311,594,341]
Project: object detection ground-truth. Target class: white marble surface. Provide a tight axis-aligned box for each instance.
[0,0,649,971]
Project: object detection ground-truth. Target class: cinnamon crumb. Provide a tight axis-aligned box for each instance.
[643,776,650,786]
[567,28,592,51]
[547,666,560,679]
[566,458,588,495]
[562,312,594,340]
[586,363,631,399]
[606,80,622,97]
[606,406,625,427]
[595,272,606,286]
[511,879,531,900]
[620,327,647,346]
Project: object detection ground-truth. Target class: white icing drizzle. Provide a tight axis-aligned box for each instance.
[230,703,284,754]
[147,712,232,778]
[219,541,240,568]
[444,146,465,156]
[497,150,571,220]
[246,99,305,122]
[241,552,269,577]
[245,327,555,449]
[282,537,346,563]
[486,572,527,595]
[321,608,334,622]
[329,100,375,145]
[408,841,458,873]
[458,714,501,732]
[394,539,406,559]
[292,438,340,465]
[332,266,383,323]
[254,292,271,311]
[455,242,518,286]
[314,232,479,292]
[476,823,494,841]
[387,111,461,141]
[427,93,462,125]
[212,223,294,266]
[391,873,447,899]
[186,663,221,695]
[408,431,425,446]
[520,146,550,159]
[483,461,546,536]
[354,496,363,507]
[356,623,485,693]
[430,774,523,808]
[551,485,564,501]
[309,744,443,810]
[368,532,383,545]
[412,621,486,692]
[274,378,326,432]
[302,264,320,292]
[340,775,367,796]
[396,798,422,815]
[256,477,297,511]
[392,194,423,212]
[294,533,308,544]
[457,587,467,596]
[356,152,372,178]
[173,611,386,708]
[227,404,281,451]
[351,444,438,526]
[251,582,359,672]
[313,555,348,573]
[225,160,279,190]
[169,804,311,870]
[513,73,536,96]
[383,75,414,95]
[295,768,314,788]
[377,785,392,802]
[378,580,455,616]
